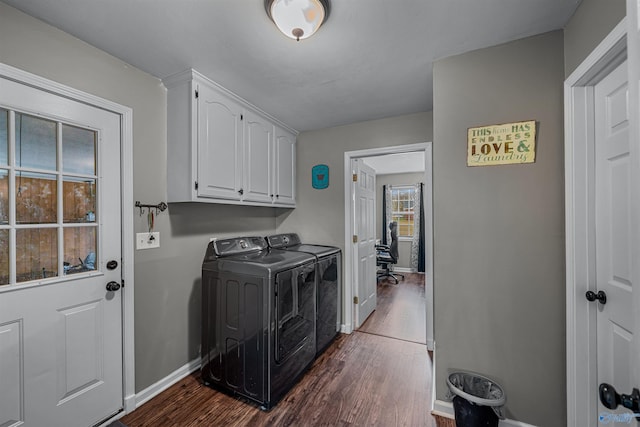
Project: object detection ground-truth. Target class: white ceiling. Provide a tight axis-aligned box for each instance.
[363,152,425,175]
[3,0,581,132]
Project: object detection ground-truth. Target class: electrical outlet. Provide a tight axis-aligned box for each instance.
[137,232,160,250]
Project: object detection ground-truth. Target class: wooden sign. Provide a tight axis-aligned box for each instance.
[467,120,536,166]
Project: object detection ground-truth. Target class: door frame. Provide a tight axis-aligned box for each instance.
[564,19,627,426]
[0,63,136,416]
[343,142,434,351]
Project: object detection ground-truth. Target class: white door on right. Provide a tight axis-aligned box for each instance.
[353,158,376,327]
[594,59,635,420]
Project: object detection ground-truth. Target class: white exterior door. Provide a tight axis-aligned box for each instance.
[0,76,123,426]
[353,159,376,327]
[593,59,636,419]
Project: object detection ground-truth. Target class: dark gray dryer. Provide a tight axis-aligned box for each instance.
[266,233,341,356]
[201,236,317,410]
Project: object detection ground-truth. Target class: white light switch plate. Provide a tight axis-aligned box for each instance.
[137,232,160,250]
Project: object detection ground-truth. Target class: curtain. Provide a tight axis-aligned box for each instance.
[383,185,393,245]
[410,183,426,272]
[418,183,425,272]
[382,185,388,245]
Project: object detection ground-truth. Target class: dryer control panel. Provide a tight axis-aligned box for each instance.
[210,236,267,257]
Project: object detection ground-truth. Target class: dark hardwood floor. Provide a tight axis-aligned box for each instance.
[121,273,434,427]
[359,273,426,344]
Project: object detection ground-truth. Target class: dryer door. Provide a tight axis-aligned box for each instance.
[274,262,316,363]
[316,254,340,354]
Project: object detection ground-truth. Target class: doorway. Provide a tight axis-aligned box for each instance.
[343,142,434,351]
[0,63,135,425]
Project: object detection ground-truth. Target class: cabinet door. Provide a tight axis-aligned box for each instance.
[274,127,296,206]
[197,84,243,200]
[243,111,273,203]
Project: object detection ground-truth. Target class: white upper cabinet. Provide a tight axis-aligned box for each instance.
[243,110,273,204]
[197,83,243,200]
[274,126,296,206]
[164,69,297,208]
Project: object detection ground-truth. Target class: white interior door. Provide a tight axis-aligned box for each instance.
[628,0,640,421]
[0,76,123,426]
[593,60,636,419]
[353,158,376,327]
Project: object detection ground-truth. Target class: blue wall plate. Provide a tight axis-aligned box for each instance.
[312,164,329,189]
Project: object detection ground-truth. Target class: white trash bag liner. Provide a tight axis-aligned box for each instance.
[445,372,506,419]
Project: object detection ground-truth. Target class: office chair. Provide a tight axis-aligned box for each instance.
[376,222,405,284]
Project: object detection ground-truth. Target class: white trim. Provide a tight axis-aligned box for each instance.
[135,358,202,408]
[120,99,136,413]
[424,143,434,351]
[432,400,536,427]
[564,19,627,427]
[343,142,434,352]
[0,62,136,418]
[432,400,455,419]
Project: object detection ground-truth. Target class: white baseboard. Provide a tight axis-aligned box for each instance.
[134,357,202,409]
[391,267,412,273]
[432,400,537,427]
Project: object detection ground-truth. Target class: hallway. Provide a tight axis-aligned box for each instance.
[359,273,427,344]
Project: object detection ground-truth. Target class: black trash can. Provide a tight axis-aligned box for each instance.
[446,372,505,427]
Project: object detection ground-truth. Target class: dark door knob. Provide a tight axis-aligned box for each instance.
[586,290,607,304]
[106,281,121,292]
[599,383,640,419]
[238,188,244,195]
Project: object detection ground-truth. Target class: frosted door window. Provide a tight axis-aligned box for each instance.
[0,230,7,285]
[0,169,8,224]
[63,124,96,175]
[0,108,7,165]
[15,113,57,171]
[63,178,96,223]
[64,227,96,275]
[0,109,99,285]
[16,228,58,282]
[16,172,57,224]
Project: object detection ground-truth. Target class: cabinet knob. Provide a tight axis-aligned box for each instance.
[276,194,279,198]
[238,189,244,196]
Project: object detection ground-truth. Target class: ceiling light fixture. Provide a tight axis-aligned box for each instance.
[265,0,330,41]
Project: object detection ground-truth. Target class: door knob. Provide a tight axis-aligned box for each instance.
[106,281,121,292]
[586,290,607,304]
[599,383,640,419]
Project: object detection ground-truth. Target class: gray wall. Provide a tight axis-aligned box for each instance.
[276,112,433,315]
[564,0,626,77]
[375,172,424,269]
[0,3,279,392]
[432,31,565,426]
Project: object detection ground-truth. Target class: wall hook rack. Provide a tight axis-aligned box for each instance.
[135,201,168,216]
